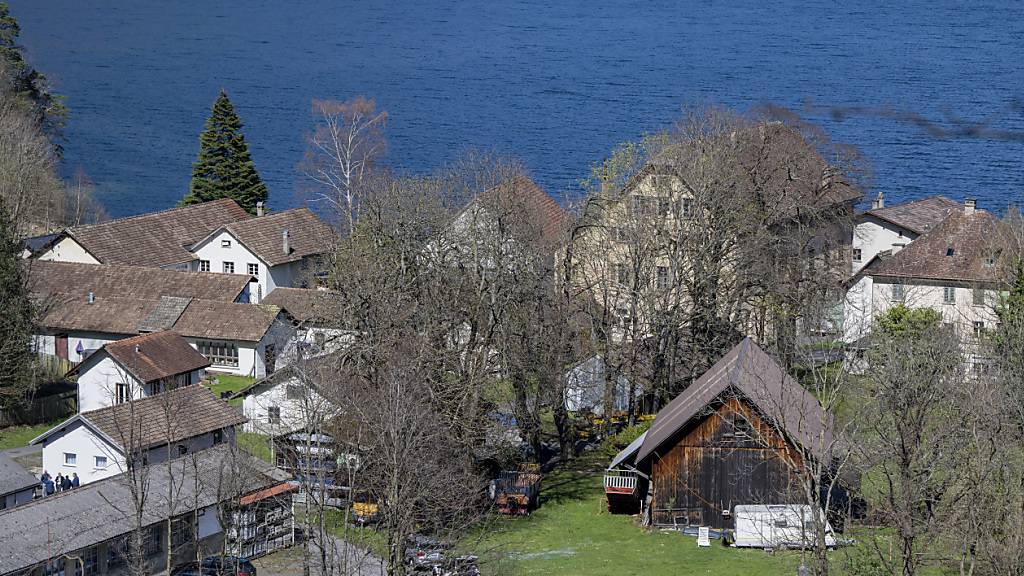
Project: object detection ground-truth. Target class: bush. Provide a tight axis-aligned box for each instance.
[601,421,651,460]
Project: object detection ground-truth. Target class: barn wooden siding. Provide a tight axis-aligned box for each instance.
[650,397,803,529]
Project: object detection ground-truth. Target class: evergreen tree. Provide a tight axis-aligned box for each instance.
[0,2,65,138]
[0,199,36,407]
[181,90,268,214]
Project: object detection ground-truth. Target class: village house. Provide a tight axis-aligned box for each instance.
[31,385,247,485]
[261,287,350,362]
[0,452,38,510]
[29,260,253,362]
[606,338,832,531]
[232,355,339,436]
[0,444,292,576]
[842,194,961,342]
[563,354,637,415]
[70,331,210,412]
[187,207,336,302]
[845,199,1003,369]
[33,198,251,269]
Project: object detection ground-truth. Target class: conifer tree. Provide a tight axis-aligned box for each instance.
[181,90,268,214]
[0,2,65,138]
[0,198,36,407]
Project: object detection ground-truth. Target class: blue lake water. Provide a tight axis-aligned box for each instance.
[11,1,1024,218]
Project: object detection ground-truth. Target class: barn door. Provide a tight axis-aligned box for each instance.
[55,334,68,360]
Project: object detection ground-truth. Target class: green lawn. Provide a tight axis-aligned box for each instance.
[205,374,256,406]
[473,451,803,576]
[0,419,63,450]
[237,432,273,463]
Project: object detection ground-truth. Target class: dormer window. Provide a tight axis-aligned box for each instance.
[946,247,955,257]
[221,239,232,248]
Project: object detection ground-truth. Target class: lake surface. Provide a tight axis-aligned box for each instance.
[12,1,1024,218]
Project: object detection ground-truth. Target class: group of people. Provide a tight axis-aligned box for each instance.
[39,470,78,496]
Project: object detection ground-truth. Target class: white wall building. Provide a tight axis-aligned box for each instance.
[234,358,340,435]
[31,385,246,485]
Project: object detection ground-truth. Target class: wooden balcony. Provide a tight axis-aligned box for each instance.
[603,471,638,495]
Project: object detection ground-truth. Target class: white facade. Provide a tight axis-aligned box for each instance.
[76,354,202,413]
[184,315,294,379]
[564,355,635,415]
[37,418,236,486]
[34,330,128,363]
[870,279,999,344]
[240,374,338,435]
[36,236,99,264]
[190,230,310,303]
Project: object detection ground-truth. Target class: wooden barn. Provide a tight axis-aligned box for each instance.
[609,337,831,530]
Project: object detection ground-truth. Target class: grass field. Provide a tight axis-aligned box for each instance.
[0,419,63,450]
[204,374,256,406]
[237,432,273,462]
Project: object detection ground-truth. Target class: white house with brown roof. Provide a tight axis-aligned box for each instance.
[31,385,246,485]
[843,194,961,342]
[231,356,340,435]
[34,199,251,269]
[188,208,335,302]
[71,332,210,412]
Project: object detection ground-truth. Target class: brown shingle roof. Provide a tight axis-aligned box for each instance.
[201,208,335,267]
[82,385,246,450]
[37,296,162,335]
[863,196,960,235]
[92,331,210,383]
[472,177,572,244]
[261,287,340,325]
[172,300,283,342]
[866,208,1002,283]
[636,337,831,464]
[27,260,251,302]
[62,198,251,267]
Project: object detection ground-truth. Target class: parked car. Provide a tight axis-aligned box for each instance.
[170,563,202,576]
[200,555,258,576]
[404,535,479,575]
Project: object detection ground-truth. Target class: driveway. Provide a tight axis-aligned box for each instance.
[254,535,385,576]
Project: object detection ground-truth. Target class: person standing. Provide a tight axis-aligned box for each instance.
[61,474,71,491]
[43,477,55,496]
[54,473,64,492]
[71,473,80,489]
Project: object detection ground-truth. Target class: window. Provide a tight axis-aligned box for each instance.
[196,340,239,368]
[171,514,195,547]
[615,263,630,285]
[222,261,235,274]
[631,195,656,217]
[656,266,670,290]
[73,546,98,576]
[943,286,956,304]
[107,536,127,567]
[94,456,107,469]
[115,382,130,404]
[973,288,986,306]
[678,198,693,219]
[657,197,671,216]
[286,383,306,400]
[891,283,904,302]
[199,259,210,272]
[984,254,996,267]
[945,247,955,257]
[177,444,188,456]
[268,406,281,424]
[221,239,232,248]
[973,321,985,338]
[213,429,223,445]
[247,263,259,277]
[852,248,862,262]
[64,452,76,466]
[143,524,162,556]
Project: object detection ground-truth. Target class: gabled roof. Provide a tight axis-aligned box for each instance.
[0,444,288,576]
[608,430,648,470]
[860,196,959,235]
[71,331,210,384]
[467,176,572,244]
[35,385,247,451]
[636,337,831,464]
[261,287,341,326]
[865,208,1002,284]
[0,452,38,496]
[171,301,285,342]
[37,296,164,335]
[137,296,193,332]
[56,198,251,267]
[230,353,338,400]
[27,260,252,302]
[194,208,335,267]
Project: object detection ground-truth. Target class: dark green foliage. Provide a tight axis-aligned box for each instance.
[0,2,65,136]
[995,260,1024,419]
[181,90,268,214]
[875,303,942,338]
[0,199,36,407]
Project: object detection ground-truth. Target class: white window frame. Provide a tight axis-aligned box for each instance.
[115,382,130,404]
[891,283,904,302]
[656,266,670,290]
[94,455,108,469]
[199,260,210,272]
[943,286,956,305]
[852,248,862,262]
[247,263,259,277]
[223,261,235,274]
[64,452,77,466]
[196,340,239,368]
[221,239,232,248]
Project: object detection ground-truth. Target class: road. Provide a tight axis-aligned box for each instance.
[254,534,385,576]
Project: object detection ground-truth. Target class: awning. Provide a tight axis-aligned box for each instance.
[608,430,647,470]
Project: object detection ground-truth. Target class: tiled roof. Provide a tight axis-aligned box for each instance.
[204,208,335,267]
[0,452,38,496]
[471,177,572,244]
[97,331,210,383]
[62,198,251,267]
[636,337,831,464]
[643,122,862,214]
[82,385,246,450]
[172,300,283,342]
[37,296,163,335]
[27,260,251,302]
[862,196,960,234]
[261,287,340,325]
[866,208,1002,283]
[0,444,288,575]
[137,296,192,332]
[239,481,297,505]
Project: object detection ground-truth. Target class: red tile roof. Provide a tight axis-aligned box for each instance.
[239,482,297,505]
[98,331,210,383]
[469,176,572,244]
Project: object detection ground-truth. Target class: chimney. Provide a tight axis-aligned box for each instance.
[135,344,140,354]
[872,192,885,210]
[964,198,976,215]
[282,229,290,255]
[256,201,265,217]
[87,291,95,304]
[891,243,905,254]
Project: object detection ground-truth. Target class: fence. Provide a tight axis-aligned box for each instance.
[0,390,77,427]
